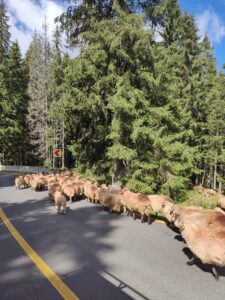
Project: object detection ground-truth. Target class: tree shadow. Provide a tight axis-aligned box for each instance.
[0,174,15,188]
[0,195,150,300]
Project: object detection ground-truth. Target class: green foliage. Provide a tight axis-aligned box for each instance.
[126,178,154,194]
[0,35,29,163]
[161,175,189,201]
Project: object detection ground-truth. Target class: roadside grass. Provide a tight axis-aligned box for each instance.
[178,189,218,209]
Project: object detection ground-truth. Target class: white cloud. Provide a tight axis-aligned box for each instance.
[196,9,225,44]
[5,0,72,56]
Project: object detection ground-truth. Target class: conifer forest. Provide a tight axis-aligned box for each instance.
[1,0,225,200]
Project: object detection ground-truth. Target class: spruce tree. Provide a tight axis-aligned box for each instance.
[27,22,51,165]
[48,25,65,168]
[5,42,29,163]
[0,3,29,164]
[0,0,10,61]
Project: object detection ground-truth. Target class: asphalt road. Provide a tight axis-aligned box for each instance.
[1,173,225,300]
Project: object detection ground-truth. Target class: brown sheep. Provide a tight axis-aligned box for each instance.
[54,191,67,215]
[170,205,203,228]
[63,184,76,203]
[148,195,173,217]
[99,188,123,213]
[15,176,25,190]
[74,181,85,198]
[23,174,31,188]
[84,181,100,203]
[161,202,175,223]
[173,207,225,231]
[180,221,225,280]
[36,177,47,191]
[218,195,225,210]
[29,176,47,191]
[122,189,152,223]
[48,184,62,200]
[30,178,38,191]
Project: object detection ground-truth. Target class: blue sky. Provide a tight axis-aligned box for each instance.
[5,0,225,69]
[179,0,225,69]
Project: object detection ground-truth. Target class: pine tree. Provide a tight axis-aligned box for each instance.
[57,0,161,45]
[27,21,51,165]
[48,25,65,168]
[203,72,225,190]
[59,9,197,198]
[0,0,10,62]
[0,3,29,164]
[0,0,10,159]
[5,42,29,163]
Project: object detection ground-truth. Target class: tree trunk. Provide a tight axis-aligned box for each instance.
[213,151,218,190]
[112,159,119,185]
[213,129,219,190]
[201,169,206,186]
[62,120,65,169]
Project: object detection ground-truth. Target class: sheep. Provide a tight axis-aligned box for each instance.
[15,176,25,190]
[180,220,225,280]
[48,184,62,200]
[54,191,67,215]
[99,187,123,213]
[147,195,173,221]
[173,207,225,231]
[122,189,152,223]
[74,181,85,198]
[62,183,76,204]
[23,174,31,188]
[161,202,175,223]
[84,181,100,203]
[218,195,225,210]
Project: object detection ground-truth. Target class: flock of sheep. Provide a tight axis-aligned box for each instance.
[15,171,225,281]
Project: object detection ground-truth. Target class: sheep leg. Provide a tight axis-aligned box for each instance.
[69,196,72,204]
[57,205,60,214]
[148,215,152,224]
[132,212,136,220]
[141,214,145,223]
[123,206,127,213]
[63,206,67,215]
[187,255,197,266]
[212,266,219,281]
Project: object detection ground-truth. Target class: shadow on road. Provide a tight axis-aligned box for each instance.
[0,174,16,188]
[0,195,150,300]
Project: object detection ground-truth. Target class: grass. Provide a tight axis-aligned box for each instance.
[178,189,218,209]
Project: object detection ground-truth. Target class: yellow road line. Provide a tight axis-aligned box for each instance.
[0,208,79,300]
[155,220,166,224]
